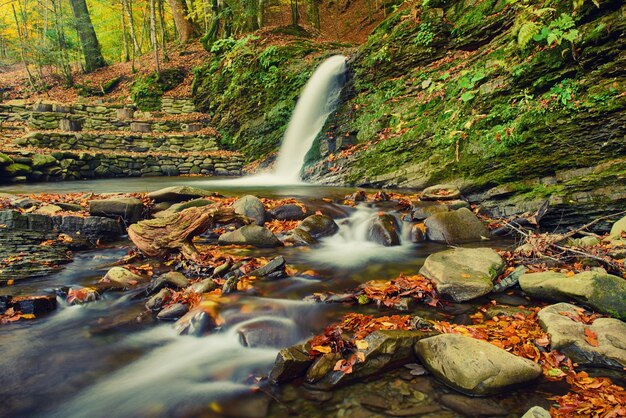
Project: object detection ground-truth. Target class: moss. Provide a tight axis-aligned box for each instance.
[130,69,186,111]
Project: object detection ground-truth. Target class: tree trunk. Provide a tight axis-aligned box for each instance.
[290,0,300,27]
[120,0,130,62]
[308,0,320,30]
[128,206,247,260]
[150,0,160,73]
[68,0,106,73]
[167,0,196,43]
[257,0,265,28]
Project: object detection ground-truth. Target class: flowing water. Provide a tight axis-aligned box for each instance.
[0,57,566,417]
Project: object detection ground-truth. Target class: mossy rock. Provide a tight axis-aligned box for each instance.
[0,153,13,166]
[31,154,58,169]
[4,163,32,176]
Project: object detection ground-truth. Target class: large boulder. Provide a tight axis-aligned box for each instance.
[419,248,505,302]
[610,215,626,239]
[147,186,213,203]
[537,303,626,369]
[218,225,283,248]
[89,197,144,224]
[519,270,626,320]
[297,214,339,239]
[367,213,401,246]
[415,334,542,396]
[424,208,489,243]
[232,195,266,225]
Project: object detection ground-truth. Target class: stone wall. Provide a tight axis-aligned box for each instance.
[161,97,196,114]
[0,150,244,183]
[16,132,219,153]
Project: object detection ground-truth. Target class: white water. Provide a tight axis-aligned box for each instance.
[202,54,347,187]
[305,206,414,269]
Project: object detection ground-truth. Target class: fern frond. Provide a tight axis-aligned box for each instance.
[518,21,539,48]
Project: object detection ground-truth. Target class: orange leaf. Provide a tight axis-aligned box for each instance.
[584,328,599,347]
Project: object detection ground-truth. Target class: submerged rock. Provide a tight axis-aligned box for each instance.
[237,317,298,348]
[419,247,505,302]
[174,309,218,336]
[424,208,489,243]
[218,225,283,248]
[89,197,144,224]
[157,303,189,321]
[9,295,57,315]
[537,303,626,369]
[233,195,266,225]
[519,270,626,320]
[438,394,509,416]
[297,214,339,239]
[249,256,286,279]
[415,334,542,396]
[367,213,401,246]
[147,186,214,203]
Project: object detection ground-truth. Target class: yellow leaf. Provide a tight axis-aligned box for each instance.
[19,314,36,319]
[355,340,369,350]
[312,345,332,354]
[356,352,366,362]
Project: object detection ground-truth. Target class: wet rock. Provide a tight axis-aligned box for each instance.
[174,309,217,336]
[537,303,626,369]
[438,394,508,416]
[415,334,542,396]
[307,329,438,390]
[218,225,283,248]
[300,388,334,402]
[146,288,172,311]
[419,248,505,302]
[222,275,241,294]
[9,295,57,315]
[270,203,308,221]
[284,228,318,246]
[89,197,144,224]
[408,224,425,243]
[90,309,154,335]
[519,270,626,320]
[367,213,401,246]
[492,266,527,293]
[0,295,11,313]
[100,267,145,289]
[233,195,266,225]
[150,271,189,292]
[166,198,213,213]
[249,256,286,279]
[157,303,188,320]
[421,184,461,201]
[410,202,449,220]
[297,214,339,239]
[189,278,218,293]
[147,186,214,203]
[237,317,298,348]
[521,406,551,418]
[424,208,489,243]
[270,343,313,383]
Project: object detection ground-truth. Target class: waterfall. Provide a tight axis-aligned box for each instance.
[272,54,347,182]
[201,55,347,187]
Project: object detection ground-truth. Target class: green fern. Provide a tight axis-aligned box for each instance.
[518,21,539,48]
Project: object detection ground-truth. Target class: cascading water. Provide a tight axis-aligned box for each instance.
[201,55,347,186]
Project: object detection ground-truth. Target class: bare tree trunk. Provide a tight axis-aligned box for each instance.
[11,4,36,90]
[52,0,73,85]
[308,0,320,30]
[122,0,141,54]
[257,0,265,28]
[158,0,169,62]
[167,0,196,43]
[68,0,106,73]
[290,0,300,26]
[150,0,161,73]
[120,0,130,62]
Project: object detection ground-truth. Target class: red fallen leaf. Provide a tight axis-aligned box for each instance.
[535,335,550,347]
[584,328,599,347]
[333,355,357,374]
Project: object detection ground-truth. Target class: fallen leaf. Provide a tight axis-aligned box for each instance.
[584,328,599,347]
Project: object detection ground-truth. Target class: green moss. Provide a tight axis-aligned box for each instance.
[130,68,186,111]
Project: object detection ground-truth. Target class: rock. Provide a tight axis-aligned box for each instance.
[12,197,37,209]
[4,163,32,176]
[147,186,214,203]
[438,394,508,416]
[492,265,527,293]
[411,202,449,220]
[89,197,144,224]
[419,248,505,302]
[0,153,13,166]
[521,406,551,418]
[415,334,542,395]
[610,215,626,239]
[232,195,266,225]
[237,317,299,348]
[424,208,489,243]
[174,309,217,336]
[157,303,188,320]
[100,267,144,289]
[150,271,189,293]
[269,343,313,383]
[284,228,318,246]
[421,184,461,201]
[167,198,213,212]
[367,213,401,246]
[409,224,425,243]
[297,214,339,239]
[59,119,82,132]
[189,278,218,293]
[307,329,438,390]
[249,256,286,279]
[9,295,57,315]
[31,154,57,168]
[269,203,308,221]
[218,225,283,248]
[56,202,84,212]
[130,122,152,133]
[146,288,173,311]
[35,204,62,216]
[519,270,626,320]
[537,303,626,369]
